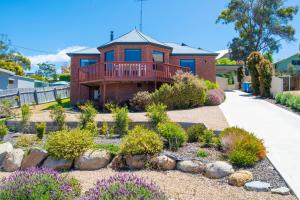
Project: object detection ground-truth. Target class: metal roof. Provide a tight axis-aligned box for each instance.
[165,43,218,56]
[0,68,16,75]
[98,29,172,49]
[67,48,100,56]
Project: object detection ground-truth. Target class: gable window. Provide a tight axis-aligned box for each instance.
[80,59,97,67]
[180,59,196,75]
[291,60,300,65]
[105,50,115,62]
[152,50,164,62]
[124,49,142,62]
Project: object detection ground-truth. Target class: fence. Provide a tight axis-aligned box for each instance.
[0,86,70,107]
[216,76,239,91]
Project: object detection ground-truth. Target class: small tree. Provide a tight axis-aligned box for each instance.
[50,105,66,131]
[112,106,129,136]
[0,99,15,119]
[257,59,273,97]
[20,104,31,132]
[79,101,97,129]
[146,103,169,128]
[247,52,264,95]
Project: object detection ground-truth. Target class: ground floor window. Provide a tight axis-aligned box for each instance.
[180,59,196,74]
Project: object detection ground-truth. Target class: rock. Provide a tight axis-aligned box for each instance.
[74,150,111,170]
[271,187,290,195]
[111,155,126,170]
[2,148,24,172]
[244,181,271,192]
[228,170,253,187]
[205,161,234,179]
[0,142,13,165]
[42,157,72,171]
[21,148,48,169]
[125,155,149,170]
[150,155,176,170]
[176,160,205,174]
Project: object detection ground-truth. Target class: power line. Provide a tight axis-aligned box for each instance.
[10,44,55,54]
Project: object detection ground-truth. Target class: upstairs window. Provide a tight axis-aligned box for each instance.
[291,60,300,65]
[80,59,97,67]
[180,59,196,75]
[152,50,164,62]
[124,49,142,62]
[105,50,115,62]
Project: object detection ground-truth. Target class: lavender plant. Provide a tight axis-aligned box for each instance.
[82,173,167,200]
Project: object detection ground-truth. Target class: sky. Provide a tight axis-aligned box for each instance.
[1,0,300,73]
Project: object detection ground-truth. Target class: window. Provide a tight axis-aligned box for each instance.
[124,49,142,62]
[291,60,300,65]
[8,79,14,84]
[80,59,97,67]
[180,59,196,75]
[152,50,164,62]
[105,50,115,62]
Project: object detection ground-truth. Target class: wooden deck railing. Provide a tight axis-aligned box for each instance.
[78,62,190,83]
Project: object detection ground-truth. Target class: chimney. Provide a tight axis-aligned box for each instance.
[181,43,187,46]
[110,31,114,41]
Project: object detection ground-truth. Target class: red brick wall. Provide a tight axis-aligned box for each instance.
[170,55,216,82]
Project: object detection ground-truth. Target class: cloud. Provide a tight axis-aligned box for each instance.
[28,46,87,65]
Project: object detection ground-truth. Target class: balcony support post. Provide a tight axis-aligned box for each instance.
[101,83,107,106]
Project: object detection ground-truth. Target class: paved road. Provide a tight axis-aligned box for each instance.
[220,90,300,198]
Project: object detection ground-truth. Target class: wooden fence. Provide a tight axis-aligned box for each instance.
[0,86,70,107]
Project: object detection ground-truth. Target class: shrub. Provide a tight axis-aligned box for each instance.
[85,121,98,136]
[247,52,264,95]
[200,129,214,147]
[146,103,169,127]
[275,92,284,103]
[119,126,163,155]
[79,101,97,129]
[279,92,293,105]
[50,105,66,131]
[257,59,273,97]
[35,122,46,139]
[82,174,167,200]
[104,101,118,113]
[45,128,95,160]
[186,123,207,142]
[112,106,129,136]
[0,121,8,139]
[292,96,300,111]
[20,104,31,132]
[95,144,119,156]
[130,91,153,111]
[205,80,219,90]
[100,121,110,135]
[0,99,15,119]
[219,127,266,167]
[157,122,187,151]
[56,94,63,105]
[206,89,225,106]
[286,95,297,108]
[229,149,258,167]
[152,84,174,109]
[15,135,41,148]
[0,168,78,199]
[197,150,208,158]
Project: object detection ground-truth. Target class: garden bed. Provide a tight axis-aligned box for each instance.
[265,98,300,116]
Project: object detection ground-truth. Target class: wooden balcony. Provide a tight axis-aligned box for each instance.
[78,62,190,84]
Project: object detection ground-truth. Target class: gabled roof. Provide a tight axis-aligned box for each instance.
[275,54,300,65]
[67,48,100,56]
[98,29,172,49]
[165,43,218,56]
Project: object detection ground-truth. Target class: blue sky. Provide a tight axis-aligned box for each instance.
[1,0,300,72]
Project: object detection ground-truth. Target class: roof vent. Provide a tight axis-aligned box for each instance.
[110,31,114,41]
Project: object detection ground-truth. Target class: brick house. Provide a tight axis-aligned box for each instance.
[67,29,218,106]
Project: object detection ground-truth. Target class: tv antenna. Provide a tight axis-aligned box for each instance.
[136,0,148,31]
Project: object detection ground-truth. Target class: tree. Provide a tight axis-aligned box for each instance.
[257,59,273,97]
[0,59,24,75]
[217,0,298,61]
[247,52,264,95]
[36,62,57,78]
[216,58,237,65]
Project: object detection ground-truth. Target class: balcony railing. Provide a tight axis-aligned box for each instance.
[78,62,190,83]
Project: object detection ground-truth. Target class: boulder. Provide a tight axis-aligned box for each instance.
[150,155,176,170]
[244,181,271,192]
[74,150,111,170]
[0,142,13,165]
[228,170,253,187]
[21,148,48,169]
[176,160,205,174]
[2,148,24,172]
[271,187,290,195]
[42,157,72,171]
[125,155,149,170]
[111,155,126,170]
[205,161,234,179]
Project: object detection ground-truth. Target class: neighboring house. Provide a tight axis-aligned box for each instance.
[215,49,230,60]
[67,29,218,106]
[275,54,300,73]
[0,68,35,91]
[50,81,70,86]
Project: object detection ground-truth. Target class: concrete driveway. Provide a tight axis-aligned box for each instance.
[220,90,300,199]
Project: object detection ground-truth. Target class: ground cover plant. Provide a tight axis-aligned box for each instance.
[15,135,41,148]
[275,92,300,111]
[0,167,79,200]
[95,143,119,156]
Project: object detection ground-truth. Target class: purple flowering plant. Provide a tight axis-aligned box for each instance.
[0,167,77,200]
[81,173,167,200]
[206,89,225,106]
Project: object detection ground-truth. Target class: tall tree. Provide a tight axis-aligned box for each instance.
[217,0,298,61]
[36,62,57,78]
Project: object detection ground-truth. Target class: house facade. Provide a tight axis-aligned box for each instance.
[275,54,300,73]
[0,68,35,91]
[68,30,218,106]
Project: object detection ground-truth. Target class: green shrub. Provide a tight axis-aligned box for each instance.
[257,59,273,97]
[228,149,258,167]
[119,126,163,155]
[204,80,219,90]
[157,122,187,151]
[0,99,15,119]
[56,94,62,105]
[292,96,300,111]
[247,52,264,95]
[186,123,207,142]
[85,121,98,136]
[50,105,66,131]
[104,101,118,113]
[200,129,214,147]
[286,95,297,108]
[95,144,119,156]
[79,101,97,129]
[279,92,292,105]
[100,121,110,135]
[197,150,208,158]
[152,84,174,109]
[45,128,95,160]
[0,121,8,139]
[20,104,31,132]
[15,135,41,148]
[112,106,129,136]
[275,92,284,103]
[146,103,169,127]
[35,122,46,139]
[130,91,153,111]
